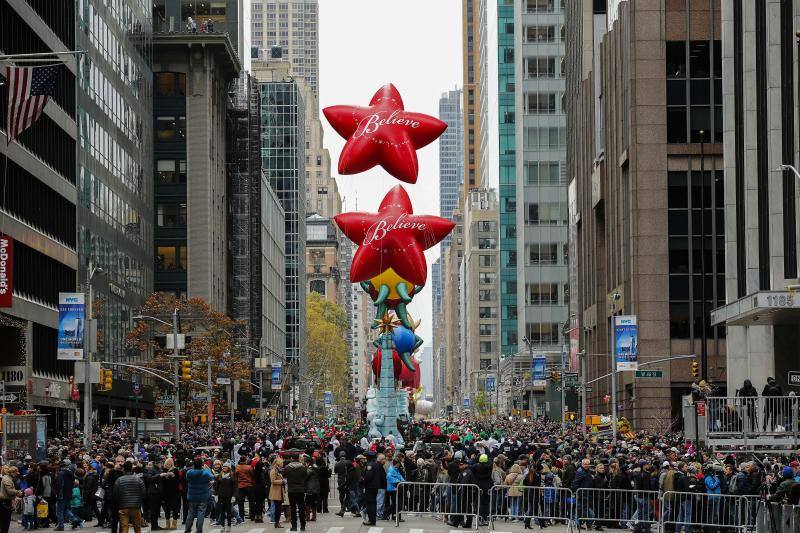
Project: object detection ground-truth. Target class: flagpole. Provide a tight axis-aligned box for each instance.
[0,51,86,61]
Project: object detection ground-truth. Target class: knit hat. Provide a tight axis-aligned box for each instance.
[479,454,489,464]
[24,488,33,496]
[783,466,794,479]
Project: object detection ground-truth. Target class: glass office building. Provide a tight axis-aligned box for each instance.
[76,0,154,374]
[259,79,307,396]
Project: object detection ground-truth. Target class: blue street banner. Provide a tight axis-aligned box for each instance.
[615,315,639,371]
[57,293,84,361]
[324,390,333,405]
[485,376,496,392]
[532,355,547,386]
[463,396,470,409]
[270,365,283,390]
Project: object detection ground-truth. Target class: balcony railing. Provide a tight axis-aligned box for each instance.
[706,395,800,448]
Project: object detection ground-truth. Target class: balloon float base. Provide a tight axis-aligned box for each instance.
[365,328,408,445]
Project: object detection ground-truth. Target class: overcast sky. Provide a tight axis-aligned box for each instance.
[318,0,498,366]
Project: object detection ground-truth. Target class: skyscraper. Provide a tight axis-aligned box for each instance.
[514,0,569,416]
[438,89,464,252]
[251,0,319,99]
[253,59,308,410]
[76,0,156,420]
[463,0,490,192]
[498,0,517,360]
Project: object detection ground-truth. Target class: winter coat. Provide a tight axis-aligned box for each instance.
[386,465,404,492]
[113,473,146,509]
[235,463,254,489]
[505,464,524,497]
[185,468,214,503]
[283,462,309,494]
[305,466,320,495]
[268,466,284,501]
[214,473,237,499]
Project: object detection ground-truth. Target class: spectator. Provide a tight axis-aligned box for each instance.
[283,454,309,532]
[112,461,146,533]
[184,458,214,533]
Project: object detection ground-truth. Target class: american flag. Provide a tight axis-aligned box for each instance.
[4,64,60,145]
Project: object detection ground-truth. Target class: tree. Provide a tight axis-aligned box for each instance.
[473,392,489,418]
[306,292,351,408]
[124,293,250,419]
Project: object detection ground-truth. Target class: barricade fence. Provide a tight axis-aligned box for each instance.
[395,481,481,530]
[574,488,659,532]
[660,491,749,532]
[488,485,574,529]
[707,395,800,439]
[389,483,774,531]
[756,500,800,533]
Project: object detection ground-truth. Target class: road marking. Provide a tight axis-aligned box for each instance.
[245,529,265,533]
[206,529,220,533]
[409,529,425,533]
[367,527,383,533]
[325,528,344,533]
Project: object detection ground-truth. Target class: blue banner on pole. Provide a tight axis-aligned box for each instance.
[532,355,547,385]
[486,376,495,392]
[463,396,470,409]
[324,390,333,405]
[615,315,638,371]
[57,293,84,361]
[270,366,283,390]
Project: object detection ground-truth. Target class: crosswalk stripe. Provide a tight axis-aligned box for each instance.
[367,527,383,533]
[409,529,425,533]
[245,529,265,533]
[325,527,344,533]
[206,529,220,533]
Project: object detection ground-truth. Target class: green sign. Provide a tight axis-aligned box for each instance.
[635,370,663,378]
[563,372,579,387]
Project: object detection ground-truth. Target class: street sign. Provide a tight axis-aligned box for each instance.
[578,385,594,393]
[216,377,231,385]
[0,367,25,386]
[0,392,20,403]
[555,387,563,392]
[695,401,706,417]
[635,370,663,379]
[132,382,141,396]
[563,372,578,387]
[155,395,174,405]
[789,371,800,386]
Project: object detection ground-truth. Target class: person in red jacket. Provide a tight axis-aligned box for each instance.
[234,456,254,521]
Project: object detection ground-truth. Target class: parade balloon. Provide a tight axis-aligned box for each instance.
[415,399,434,416]
[323,84,447,184]
[372,349,403,382]
[365,268,419,309]
[334,185,455,285]
[398,357,421,389]
[392,325,416,355]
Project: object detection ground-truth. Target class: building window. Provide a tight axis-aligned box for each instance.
[479,324,497,336]
[528,243,559,265]
[479,290,497,301]
[479,272,496,285]
[156,203,187,227]
[478,238,497,249]
[525,202,566,225]
[479,341,494,353]
[526,0,554,13]
[526,283,559,305]
[525,161,563,185]
[526,25,556,42]
[667,171,726,338]
[524,127,566,150]
[156,246,187,271]
[156,116,186,141]
[526,56,557,78]
[526,92,557,114]
[309,279,326,295]
[479,254,497,267]
[666,40,722,143]
[154,72,186,97]
[524,323,559,344]
[156,160,187,183]
[479,306,498,319]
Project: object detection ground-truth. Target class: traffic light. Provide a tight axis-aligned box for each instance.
[551,371,561,382]
[102,369,112,391]
[691,360,699,379]
[181,360,192,381]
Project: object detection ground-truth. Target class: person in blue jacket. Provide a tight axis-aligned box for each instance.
[385,457,405,522]
[184,458,214,533]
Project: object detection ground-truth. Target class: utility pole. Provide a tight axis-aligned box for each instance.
[207,359,212,426]
[259,369,264,420]
[83,262,101,448]
[172,308,180,441]
[580,349,587,438]
[610,292,621,443]
[699,129,708,382]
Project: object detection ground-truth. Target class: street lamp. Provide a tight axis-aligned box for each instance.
[133,309,181,441]
[83,263,103,447]
[777,164,800,180]
[609,291,621,443]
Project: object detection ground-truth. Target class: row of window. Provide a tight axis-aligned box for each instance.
[80,113,148,198]
[82,167,152,251]
[525,161,565,186]
[156,245,188,271]
[524,25,564,43]
[524,127,567,151]
[524,202,568,225]
[156,116,187,142]
[525,92,561,114]
[526,242,568,266]
[525,56,563,79]
[526,283,567,306]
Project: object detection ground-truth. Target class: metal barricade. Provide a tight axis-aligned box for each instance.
[756,500,800,533]
[395,481,481,530]
[488,485,575,531]
[661,491,748,532]
[574,488,659,532]
[742,494,763,531]
[707,396,800,443]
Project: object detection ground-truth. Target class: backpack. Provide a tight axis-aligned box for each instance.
[729,473,741,494]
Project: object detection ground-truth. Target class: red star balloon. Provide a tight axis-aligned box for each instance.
[323,84,447,184]
[334,185,454,286]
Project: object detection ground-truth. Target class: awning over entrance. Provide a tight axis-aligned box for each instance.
[711,290,800,326]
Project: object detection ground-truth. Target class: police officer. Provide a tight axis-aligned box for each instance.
[361,451,384,526]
